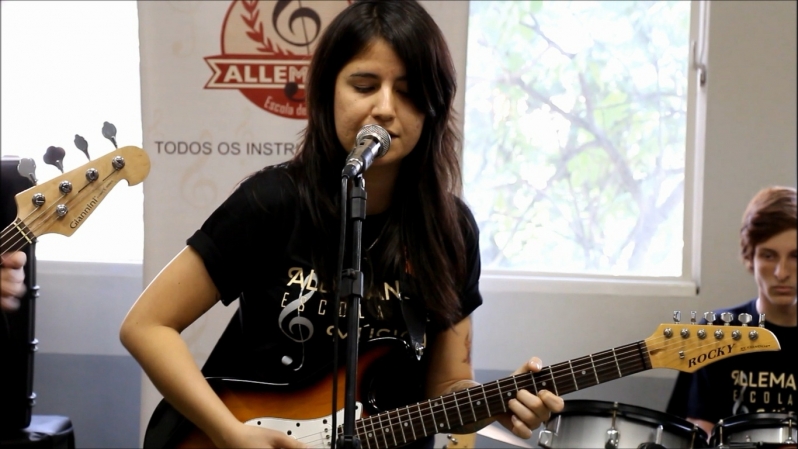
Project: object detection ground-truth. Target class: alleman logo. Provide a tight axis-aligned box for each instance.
[204,0,351,119]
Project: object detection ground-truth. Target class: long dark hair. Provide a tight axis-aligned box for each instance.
[286,0,467,326]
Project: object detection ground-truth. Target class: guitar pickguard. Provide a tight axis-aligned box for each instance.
[243,402,363,448]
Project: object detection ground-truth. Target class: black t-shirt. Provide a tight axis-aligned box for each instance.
[666,299,797,423]
[187,163,483,390]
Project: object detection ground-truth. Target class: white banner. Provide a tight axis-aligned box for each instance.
[137,0,468,440]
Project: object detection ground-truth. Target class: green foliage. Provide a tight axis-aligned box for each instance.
[464,0,691,275]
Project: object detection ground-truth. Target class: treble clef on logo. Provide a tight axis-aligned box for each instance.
[272,0,322,101]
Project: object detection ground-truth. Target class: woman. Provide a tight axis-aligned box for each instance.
[120,1,563,448]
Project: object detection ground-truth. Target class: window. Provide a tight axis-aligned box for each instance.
[1,1,143,263]
[463,1,702,284]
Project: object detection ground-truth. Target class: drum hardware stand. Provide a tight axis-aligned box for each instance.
[537,414,562,448]
[785,413,796,445]
[716,419,727,449]
[605,402,620,449]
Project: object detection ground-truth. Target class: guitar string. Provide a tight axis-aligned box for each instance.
[269,333,756,448]
[0,170,121,256]
[351,337,709,445]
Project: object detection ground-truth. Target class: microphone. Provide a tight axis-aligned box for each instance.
[341,124,391,178]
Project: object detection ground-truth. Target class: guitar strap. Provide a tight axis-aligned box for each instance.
[399,270,427,361]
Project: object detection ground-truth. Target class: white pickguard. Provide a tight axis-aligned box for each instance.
[244,402,363,447]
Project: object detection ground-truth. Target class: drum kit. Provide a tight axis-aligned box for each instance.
[535,400,796,449]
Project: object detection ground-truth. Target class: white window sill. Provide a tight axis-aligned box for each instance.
[480,270,698,297]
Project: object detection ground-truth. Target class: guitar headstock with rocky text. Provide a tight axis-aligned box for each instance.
[645,311,780,373]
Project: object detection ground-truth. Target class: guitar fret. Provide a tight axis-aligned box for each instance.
[452,390,464,426]
[589,353,601,384]
[366,417,377,449]
[481,384,492,417]
[405,405,417,441]
[529,371,538,393]
[466,388,477,422]
[417,403,428,436]
[568,360,579,391]
[13,220,34,244]
[427,399,438,432]
[394,409,407,444]
[496,381,507,412]
[571,356,598,389]
[611,348,623,378]
[379,413,393,448]
[538,366,558,395]
[552,362,576,394]
[437,398,451,430]
[358,419,372,449]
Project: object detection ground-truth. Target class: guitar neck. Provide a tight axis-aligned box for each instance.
[1,219,35,256]
[356,341,650,448]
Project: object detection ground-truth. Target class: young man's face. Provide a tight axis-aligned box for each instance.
[753,229,797,308]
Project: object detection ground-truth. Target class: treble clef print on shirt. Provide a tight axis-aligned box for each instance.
[278,268,317,343]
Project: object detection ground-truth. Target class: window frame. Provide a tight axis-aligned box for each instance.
[465,1,709,296]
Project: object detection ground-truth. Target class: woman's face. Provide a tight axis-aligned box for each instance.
[333,38,425,172]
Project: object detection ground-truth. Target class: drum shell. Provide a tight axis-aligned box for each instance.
[538,400,708,449]
[710,412,797,446]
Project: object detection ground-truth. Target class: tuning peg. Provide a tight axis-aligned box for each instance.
[721,312,733,325]
[738,313,752,326]
[43,146,66,173]
[759,313,766,328]
[74,134,90,160]
[17,158,38,185]
[102,121,118,148]
[673,311,681,323]
[703,311,716,324]
[690,311,697,324]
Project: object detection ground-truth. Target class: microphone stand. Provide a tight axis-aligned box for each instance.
[337,174,366,449]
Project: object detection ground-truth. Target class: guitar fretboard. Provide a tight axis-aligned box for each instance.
[1,219,34,255]
[352,341,651,449]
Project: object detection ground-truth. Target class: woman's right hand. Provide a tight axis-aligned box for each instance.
[215,422,307,449]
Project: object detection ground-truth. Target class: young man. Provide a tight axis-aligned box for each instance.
[667,186,797,438]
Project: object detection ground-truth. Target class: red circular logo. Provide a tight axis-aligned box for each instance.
[204,0,351,119]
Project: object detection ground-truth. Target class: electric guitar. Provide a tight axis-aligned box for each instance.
[0,145,150,255]
[144,321,780,448]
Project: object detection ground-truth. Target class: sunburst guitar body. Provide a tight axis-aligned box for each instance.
[145,322,780,449]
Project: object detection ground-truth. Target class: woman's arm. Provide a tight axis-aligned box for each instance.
[424,316,564,438]
[119,246,302,448]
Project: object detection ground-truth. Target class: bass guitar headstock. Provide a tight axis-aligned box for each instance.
[12,145,150,239]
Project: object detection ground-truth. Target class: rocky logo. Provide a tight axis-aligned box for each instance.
[204,0,351,119]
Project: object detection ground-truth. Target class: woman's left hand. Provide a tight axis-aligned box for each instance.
[497,357,565,439]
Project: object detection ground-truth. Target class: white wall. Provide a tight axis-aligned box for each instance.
[25,1,796,447]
